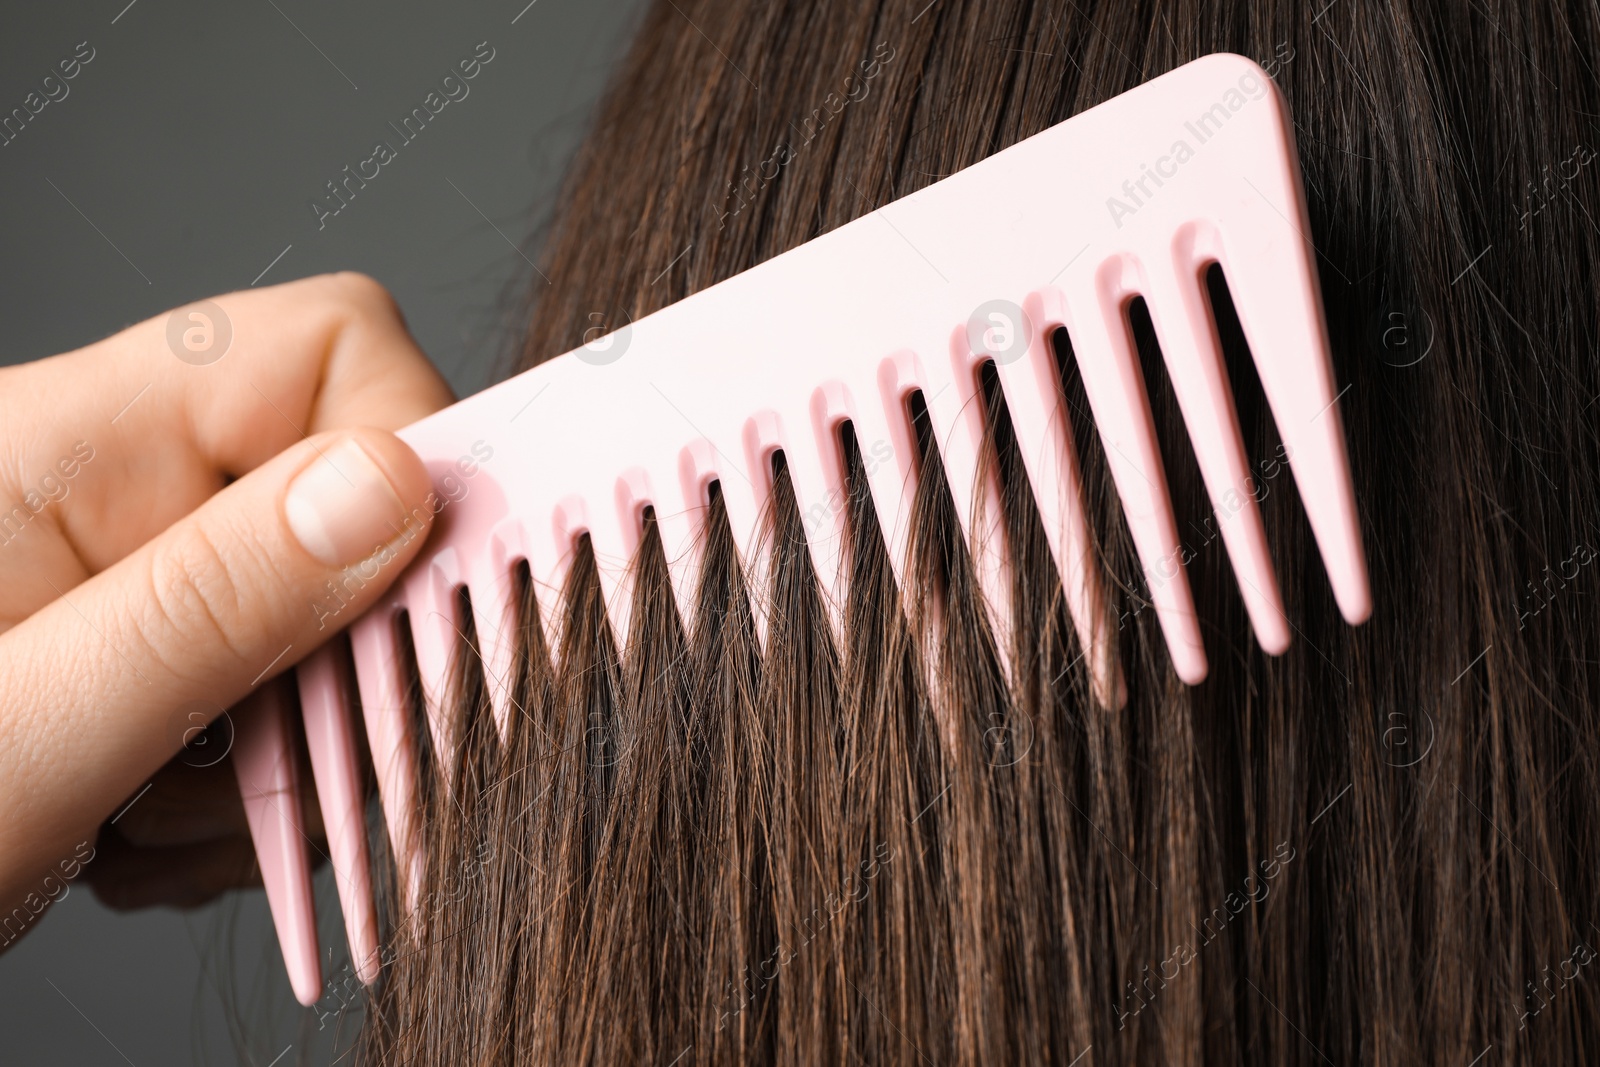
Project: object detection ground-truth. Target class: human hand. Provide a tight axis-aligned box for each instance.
[0,273,454,938]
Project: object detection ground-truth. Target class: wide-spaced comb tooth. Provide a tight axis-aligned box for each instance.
[806,382,873,624]
[526,501,578,681]
[588,469,652,648]
[769,401,850,640]
[863,346,1005,693]
[245,54,1371,987]
[1061,258,1207,683]
[1212,167,1370,625]
[296,643,381,983]
[467,518,530,742]
[993,289,1123,706]
[866,351,935,586]
[890,332,983,551]
[662,439,721,631]
[348,605,423,912]
[710,446,773,649]
[232,679,321,1006]
[405,549,464,775]
[939,323,1018,678]
[1142,234,1288,652]
[653,504,704,635]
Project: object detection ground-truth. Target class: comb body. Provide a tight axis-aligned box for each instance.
[248,53,1369,1002]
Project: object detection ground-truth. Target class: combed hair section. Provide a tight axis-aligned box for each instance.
[352,0,1600,1063]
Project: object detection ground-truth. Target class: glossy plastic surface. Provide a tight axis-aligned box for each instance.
[239,53,1370,1003]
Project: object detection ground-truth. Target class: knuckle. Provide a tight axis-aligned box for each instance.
[141,522,262,667]
[329,271,404,325]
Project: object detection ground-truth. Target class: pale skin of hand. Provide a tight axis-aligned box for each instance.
[0,273,454,934]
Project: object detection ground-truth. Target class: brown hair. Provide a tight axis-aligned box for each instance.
[352,0,1600,1062]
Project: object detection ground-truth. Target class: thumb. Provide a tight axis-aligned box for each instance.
[0,427,436,900]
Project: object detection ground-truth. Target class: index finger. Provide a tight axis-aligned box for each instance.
[2,272,455,575]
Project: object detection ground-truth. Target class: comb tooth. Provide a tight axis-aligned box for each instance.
[940,323,1017,675]
[585,497,639,650]
[654,500,703,634]
[925,330,1014,678]
[993,291,1124,707]
[774,424,848,641]
[919,336,984,545]
[525,508,574,675]
[405,550,463,774]
[663,441,719,634]
[1224,195,1371,625]
[232,678,322,1006]
[1065,264,1208,684]
[466,520,528,744]
[348,605,423,913]
[863,354,931,589]
[713,461,772,650]
[296,644,381,983]
[466,564,520,745]
[595,470,656,652]
[1143,251,1289,653]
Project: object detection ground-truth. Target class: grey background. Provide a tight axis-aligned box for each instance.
[0,0,645,1062]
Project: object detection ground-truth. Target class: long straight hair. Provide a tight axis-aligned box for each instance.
[355,0,1600,1062]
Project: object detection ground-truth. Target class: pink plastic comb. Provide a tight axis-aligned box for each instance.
[232,53,1370,1004]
